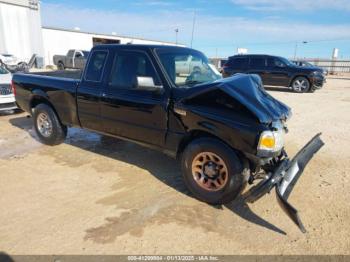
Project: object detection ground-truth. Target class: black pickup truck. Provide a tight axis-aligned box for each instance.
[12,45,324,232]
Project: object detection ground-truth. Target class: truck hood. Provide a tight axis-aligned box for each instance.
[176,74,291,124]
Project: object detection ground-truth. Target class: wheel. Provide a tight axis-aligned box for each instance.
[57,62,65,70]
[291,76,310,93]
[181,138,247,205]
[33,104,67,145]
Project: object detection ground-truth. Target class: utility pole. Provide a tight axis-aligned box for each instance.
[294,41,308,59]
[190,12,196,48]
[294,42,298,60]
[175,28,179,45]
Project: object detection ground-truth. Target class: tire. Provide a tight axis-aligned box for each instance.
[33,104,67,145]
[291,76,310,93]
[181,137,247,205]
[57,62,65,70]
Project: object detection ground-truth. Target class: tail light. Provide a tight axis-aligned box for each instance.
[11,80,16,96]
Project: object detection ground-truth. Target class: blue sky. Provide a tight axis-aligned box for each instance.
[41,0,350,59]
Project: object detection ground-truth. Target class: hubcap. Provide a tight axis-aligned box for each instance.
[293,79,308,92]
[37,112,53,137]
[191,152,229,192]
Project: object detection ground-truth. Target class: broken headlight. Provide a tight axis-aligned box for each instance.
[258,129,284,153]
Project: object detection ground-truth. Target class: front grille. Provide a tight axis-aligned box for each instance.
[0,84,12,96]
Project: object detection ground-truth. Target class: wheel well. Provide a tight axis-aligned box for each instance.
[176,130,232,160]
[30,96,57,116]
[290,75,311,87]
[176,130,250,174]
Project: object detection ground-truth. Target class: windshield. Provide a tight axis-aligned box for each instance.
[0,65,9,74]
[156,49,221,87]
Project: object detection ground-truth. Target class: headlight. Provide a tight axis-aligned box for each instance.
[312,71,322,76]
[258,130,284,152]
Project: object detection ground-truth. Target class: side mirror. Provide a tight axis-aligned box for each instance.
[136,76,163,92]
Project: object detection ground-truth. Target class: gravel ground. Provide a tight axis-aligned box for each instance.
[0,77,349,255]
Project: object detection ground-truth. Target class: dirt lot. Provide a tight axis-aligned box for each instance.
[0,77,349,255]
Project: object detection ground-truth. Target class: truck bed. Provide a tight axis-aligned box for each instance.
[13,72,80,127]
[30,70,82,79]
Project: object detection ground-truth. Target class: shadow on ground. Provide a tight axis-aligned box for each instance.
[9,116,286,235]
[264,86,295,93]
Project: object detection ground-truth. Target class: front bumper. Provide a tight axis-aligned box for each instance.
[311,75,326,89]
[243,133,324,233]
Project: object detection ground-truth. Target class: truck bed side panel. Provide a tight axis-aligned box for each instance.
[13,73,80,127]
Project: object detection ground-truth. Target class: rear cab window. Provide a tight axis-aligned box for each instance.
[84,50,108,82]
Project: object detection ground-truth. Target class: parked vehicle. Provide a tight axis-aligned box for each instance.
[0,53,20,66]
[0,65,17,112]
[13,45,324,232]
[53,49,90,70]
[292,60,328,76]
[175,55,203,75]
[222,54,326,93]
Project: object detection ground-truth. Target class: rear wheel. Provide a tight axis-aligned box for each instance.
[57,62,65,70]
[181,138,247,205]
[33,104,67,145]
[291,76,310,93]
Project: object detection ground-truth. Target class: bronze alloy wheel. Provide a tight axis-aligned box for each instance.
[191,151,229,192]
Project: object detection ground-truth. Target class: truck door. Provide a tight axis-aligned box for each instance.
[67,50,75,68]
[76,50,108,131]
[74,51,84,69]
[100,49,168,146]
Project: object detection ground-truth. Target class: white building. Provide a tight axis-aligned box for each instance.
[0,0,183,66]
[0,0,44,62]
[42,27,183,66]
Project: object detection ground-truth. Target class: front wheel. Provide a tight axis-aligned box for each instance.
[291,76,310,93]
[33,104,67,145]
[181,138,247,205]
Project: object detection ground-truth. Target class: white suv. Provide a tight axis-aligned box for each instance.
[0,65,17,112]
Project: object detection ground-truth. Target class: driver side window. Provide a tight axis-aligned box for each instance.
[109,51,161,90]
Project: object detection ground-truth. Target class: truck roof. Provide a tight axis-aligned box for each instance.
[91,44,193,52]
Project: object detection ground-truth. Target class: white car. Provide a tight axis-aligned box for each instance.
[0,53,19,66]
[0,65,17,112]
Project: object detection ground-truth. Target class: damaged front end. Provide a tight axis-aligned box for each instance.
[175,74,324,233]
[243,133,324,233]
